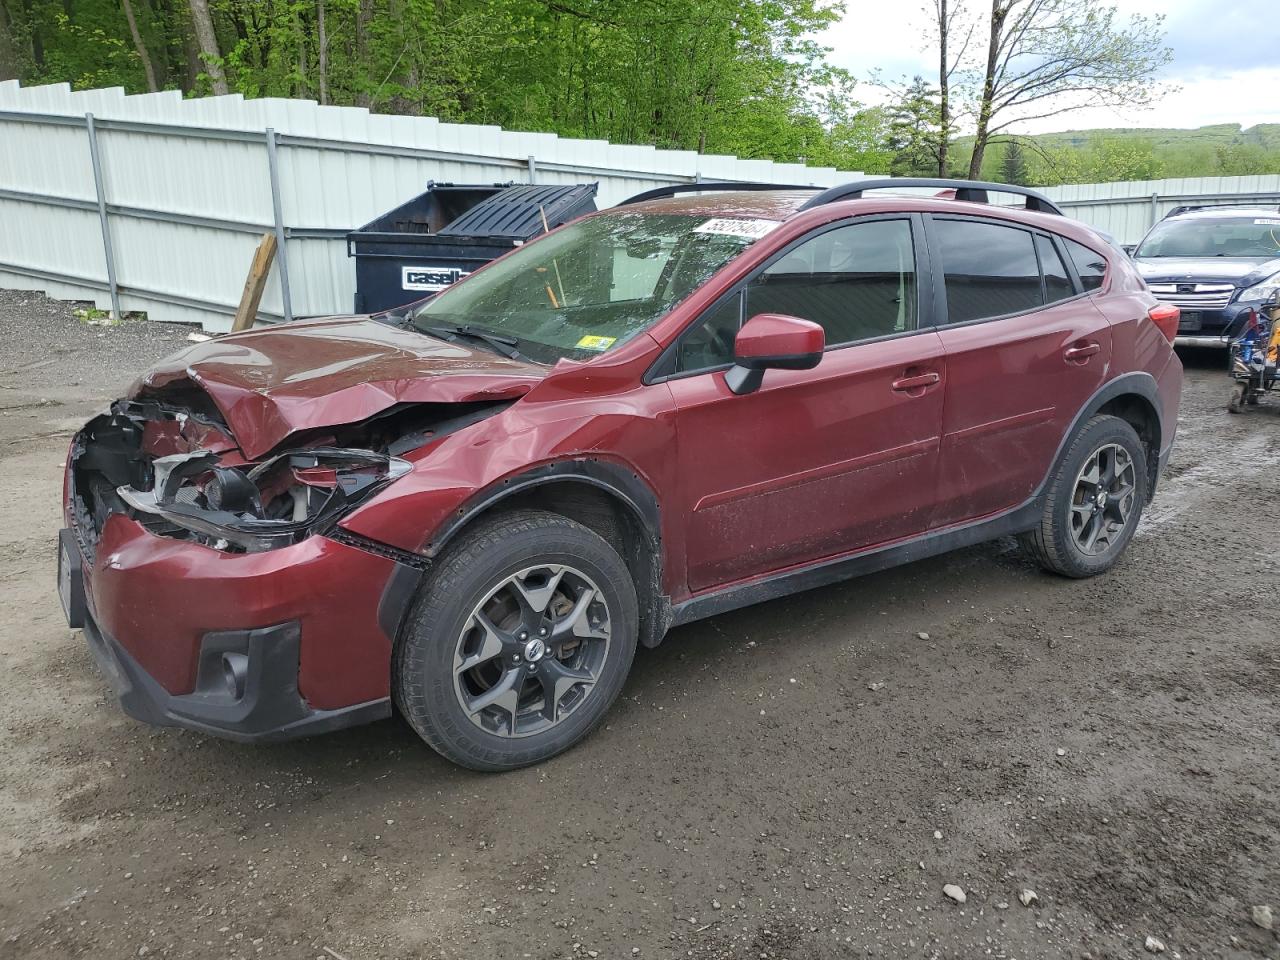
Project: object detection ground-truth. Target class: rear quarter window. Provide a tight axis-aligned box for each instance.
[1064,239,1107,292]
[1036,234,1075,303]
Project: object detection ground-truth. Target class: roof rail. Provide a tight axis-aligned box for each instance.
[1163,201,1280,219]
[618,181,815,206]
[796,178,1064,216]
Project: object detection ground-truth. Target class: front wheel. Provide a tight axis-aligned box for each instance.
[393,509,638,771]
[1018,415,1149,578]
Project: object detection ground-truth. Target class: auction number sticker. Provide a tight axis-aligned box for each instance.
[576,335,617,351]
[693,218,781,240]
[1255,218,1280,225]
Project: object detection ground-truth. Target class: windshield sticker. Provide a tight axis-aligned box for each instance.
[693,218,781,240]
[1255,218,1280,225]
[576,335,617,351]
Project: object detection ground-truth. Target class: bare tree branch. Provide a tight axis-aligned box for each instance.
[959,0,1170,178]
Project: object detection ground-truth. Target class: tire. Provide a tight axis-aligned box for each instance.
[393,509,638,771]
[1018,415,1149,579]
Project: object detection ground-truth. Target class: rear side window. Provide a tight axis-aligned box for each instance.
[933,219,1042,323]
[1037,235,1075,303]
[1064,239,1107,292]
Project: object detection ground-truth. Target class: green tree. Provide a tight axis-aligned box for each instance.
[885,76,942,176]
[2,0,888,169]
[963,0,1172,178]
[1027,137,1162,185]
[998,138,1027,184]
[925,0,973,177]
[1214,143,1271,176]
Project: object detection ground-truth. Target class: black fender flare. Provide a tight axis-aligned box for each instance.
[422,457,662,559]
[1036,372,1165,500]
[376,458,665,650]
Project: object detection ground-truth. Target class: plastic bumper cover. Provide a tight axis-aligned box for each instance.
[59,518,410,741]
[81,610,391,743]
[1174,301,1262,347]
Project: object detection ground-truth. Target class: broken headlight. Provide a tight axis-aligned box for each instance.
[117,447,411,553]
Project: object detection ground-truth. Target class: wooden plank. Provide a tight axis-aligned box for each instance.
[230,232,278,333]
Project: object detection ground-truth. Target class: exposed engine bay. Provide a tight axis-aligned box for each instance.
[68,393,508,559]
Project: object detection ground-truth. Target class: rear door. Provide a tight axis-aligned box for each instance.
[927,217,1112,528]
[661,214,947,592]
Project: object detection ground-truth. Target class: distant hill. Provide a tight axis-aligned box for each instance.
[1029,123,1280,152]
[951,124,1280,184]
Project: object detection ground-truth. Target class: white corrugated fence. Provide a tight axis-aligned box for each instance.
[0,80,861,332]
[1039,175,1280,246]
[6,78,1278,331]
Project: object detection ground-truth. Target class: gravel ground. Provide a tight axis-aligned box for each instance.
[1,288,1278,960]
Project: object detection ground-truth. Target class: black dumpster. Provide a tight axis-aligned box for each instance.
[348,182,598,313]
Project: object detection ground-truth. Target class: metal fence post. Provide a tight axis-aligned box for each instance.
[264,127,294,323]
[85,113,123,322]
[527,155,537,183]
[1150,191,1159,227]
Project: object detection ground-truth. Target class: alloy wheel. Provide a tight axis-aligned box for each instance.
[452,563,611,738]
[1070,442,1137,556]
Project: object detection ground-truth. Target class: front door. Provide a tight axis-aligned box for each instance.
[664,216,948,593]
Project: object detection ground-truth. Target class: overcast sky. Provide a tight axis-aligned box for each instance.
[820,0,1280,132]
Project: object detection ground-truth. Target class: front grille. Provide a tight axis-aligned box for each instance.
[1147,283,1234,310]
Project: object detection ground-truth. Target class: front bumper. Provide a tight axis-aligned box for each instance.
[60,514,418,742]
[83,611,391,742]
[1172,301,1262,347]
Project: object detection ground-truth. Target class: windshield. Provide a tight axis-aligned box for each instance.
[1135,216,1280,259]
[411,211,770,363]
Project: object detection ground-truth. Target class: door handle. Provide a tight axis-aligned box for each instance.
[891,371,941,393]
[1064,342,1101,362]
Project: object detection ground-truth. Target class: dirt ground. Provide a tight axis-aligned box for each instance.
[1,288,1277,960]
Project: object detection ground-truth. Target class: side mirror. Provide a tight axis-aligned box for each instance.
[725,313,825,395]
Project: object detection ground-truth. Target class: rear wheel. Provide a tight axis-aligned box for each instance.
[1018,415,1148,578]
[393,510,638,771]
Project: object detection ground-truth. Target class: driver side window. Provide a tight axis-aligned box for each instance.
[674,218,918,374]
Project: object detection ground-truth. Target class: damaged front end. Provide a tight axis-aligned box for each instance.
[115,445,409,553]
[67,397,499,559]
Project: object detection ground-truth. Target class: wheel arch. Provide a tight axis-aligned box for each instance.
[1050,373,1164,501]
[380,460,669,656]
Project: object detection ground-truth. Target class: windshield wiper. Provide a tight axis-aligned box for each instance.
[377,306,415,328]
[421,323,530,362]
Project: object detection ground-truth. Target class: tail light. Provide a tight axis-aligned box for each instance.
[1148,303,1180,342]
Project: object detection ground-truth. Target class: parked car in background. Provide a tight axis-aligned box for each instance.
[59,178,1182,770]
[1130,204,1280,346]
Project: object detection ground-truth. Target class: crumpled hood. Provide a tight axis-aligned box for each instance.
[131,316,546,458]
[1135,255,1280,286]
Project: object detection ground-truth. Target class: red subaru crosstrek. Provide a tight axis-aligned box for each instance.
[59,179,1183,769]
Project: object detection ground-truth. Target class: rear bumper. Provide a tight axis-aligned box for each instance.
[1157,440,1174,482]
[1148,349,1181,499]
[83,611,390,743]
